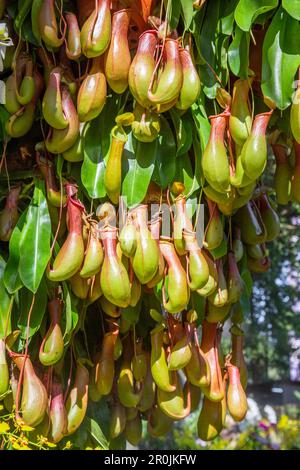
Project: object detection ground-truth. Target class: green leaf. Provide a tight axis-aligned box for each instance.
[193,0,222,98]
[216,34,230,85]
[181,0,194,31]
[153,280,163,305]
[209,238,228,260]
[234,0,278,31]
[191,103,209,193]
[218,0,239,35]
[62,282,79,345]
[261,7,300,110]
[190,6,205,38]
[152,116,177,189]
[88,399,110,429]
[65,413,110,450]
[170,110,193,157]
[121,133,156,208]
[86,417,109,450]
[187,195,199,219]
[238,253,252,318]
[31,0,42,45]
[240,285,251,318]
[283,0,300,20]
[255,9,278,24]
[271,107,291,135]
[191,102,210,194]
[81,120,106,199]
[3,210,27,294]
[21,13,39,46]
[0,107,9,143]
[168,0,181,30]
[121,298,142,325]
[19,180,51,293]
[191,98,211,151]
[175,153,195,195]
[110,434,126,450]
[241,268,253,296]
[18,279,47,339]
[0,256,12,339]
[228,26,250,78]
[81,96,119,199]
[56,155,64,178]
[189,291,206,325]
[14,0,33,31]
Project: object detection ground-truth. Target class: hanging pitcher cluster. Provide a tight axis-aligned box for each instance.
[0,0,294,449]
[3,0,200,156]
[1,176,282,444]
[202,79,274,214]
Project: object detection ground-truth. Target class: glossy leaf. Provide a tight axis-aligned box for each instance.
[234,0,278,31]
[218,34,230,85]
[62,282,79,345]
[175,153,195,196]
[56,155,64,178]
[14,0,32,31]
[191,100,211,152]
[86,417,109,450]
[0,256,12,339]
[191,136,204,197]
[189,6,205,37]
[168,0,181,30]
[0,107,9,142]
[70,400,115,449]
[218,0,239,35]
[152,116,177,189]
[19,180,51,293]
[4,210,27,294]
[241,268,253,296]
[170,110,193,157]
[282,0,300,20]
[121,300,141,325]
[81,120,106,199]
[210,237,228,260]
[262,7,300,110]
[193,0,222,98]
[121,132,156,207]
[189,291,206,325]
[255,9,278,24]
[228,25,250,79]
[31,0,42,45]
[21,14,40,46]
[240,283,251,318]
[180,0,194,31]
[18,278,47,339]
[81,96,119,199]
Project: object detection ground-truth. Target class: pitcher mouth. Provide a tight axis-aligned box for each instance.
[99,225,118,235]
[159,236,173,244]
[138,29,157,39]
[258,109,274,116]
[182,228,196,237]
[130,203,148,213]
[112,7,132,15]
[148,214,162,226]
[208,106,231,121]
